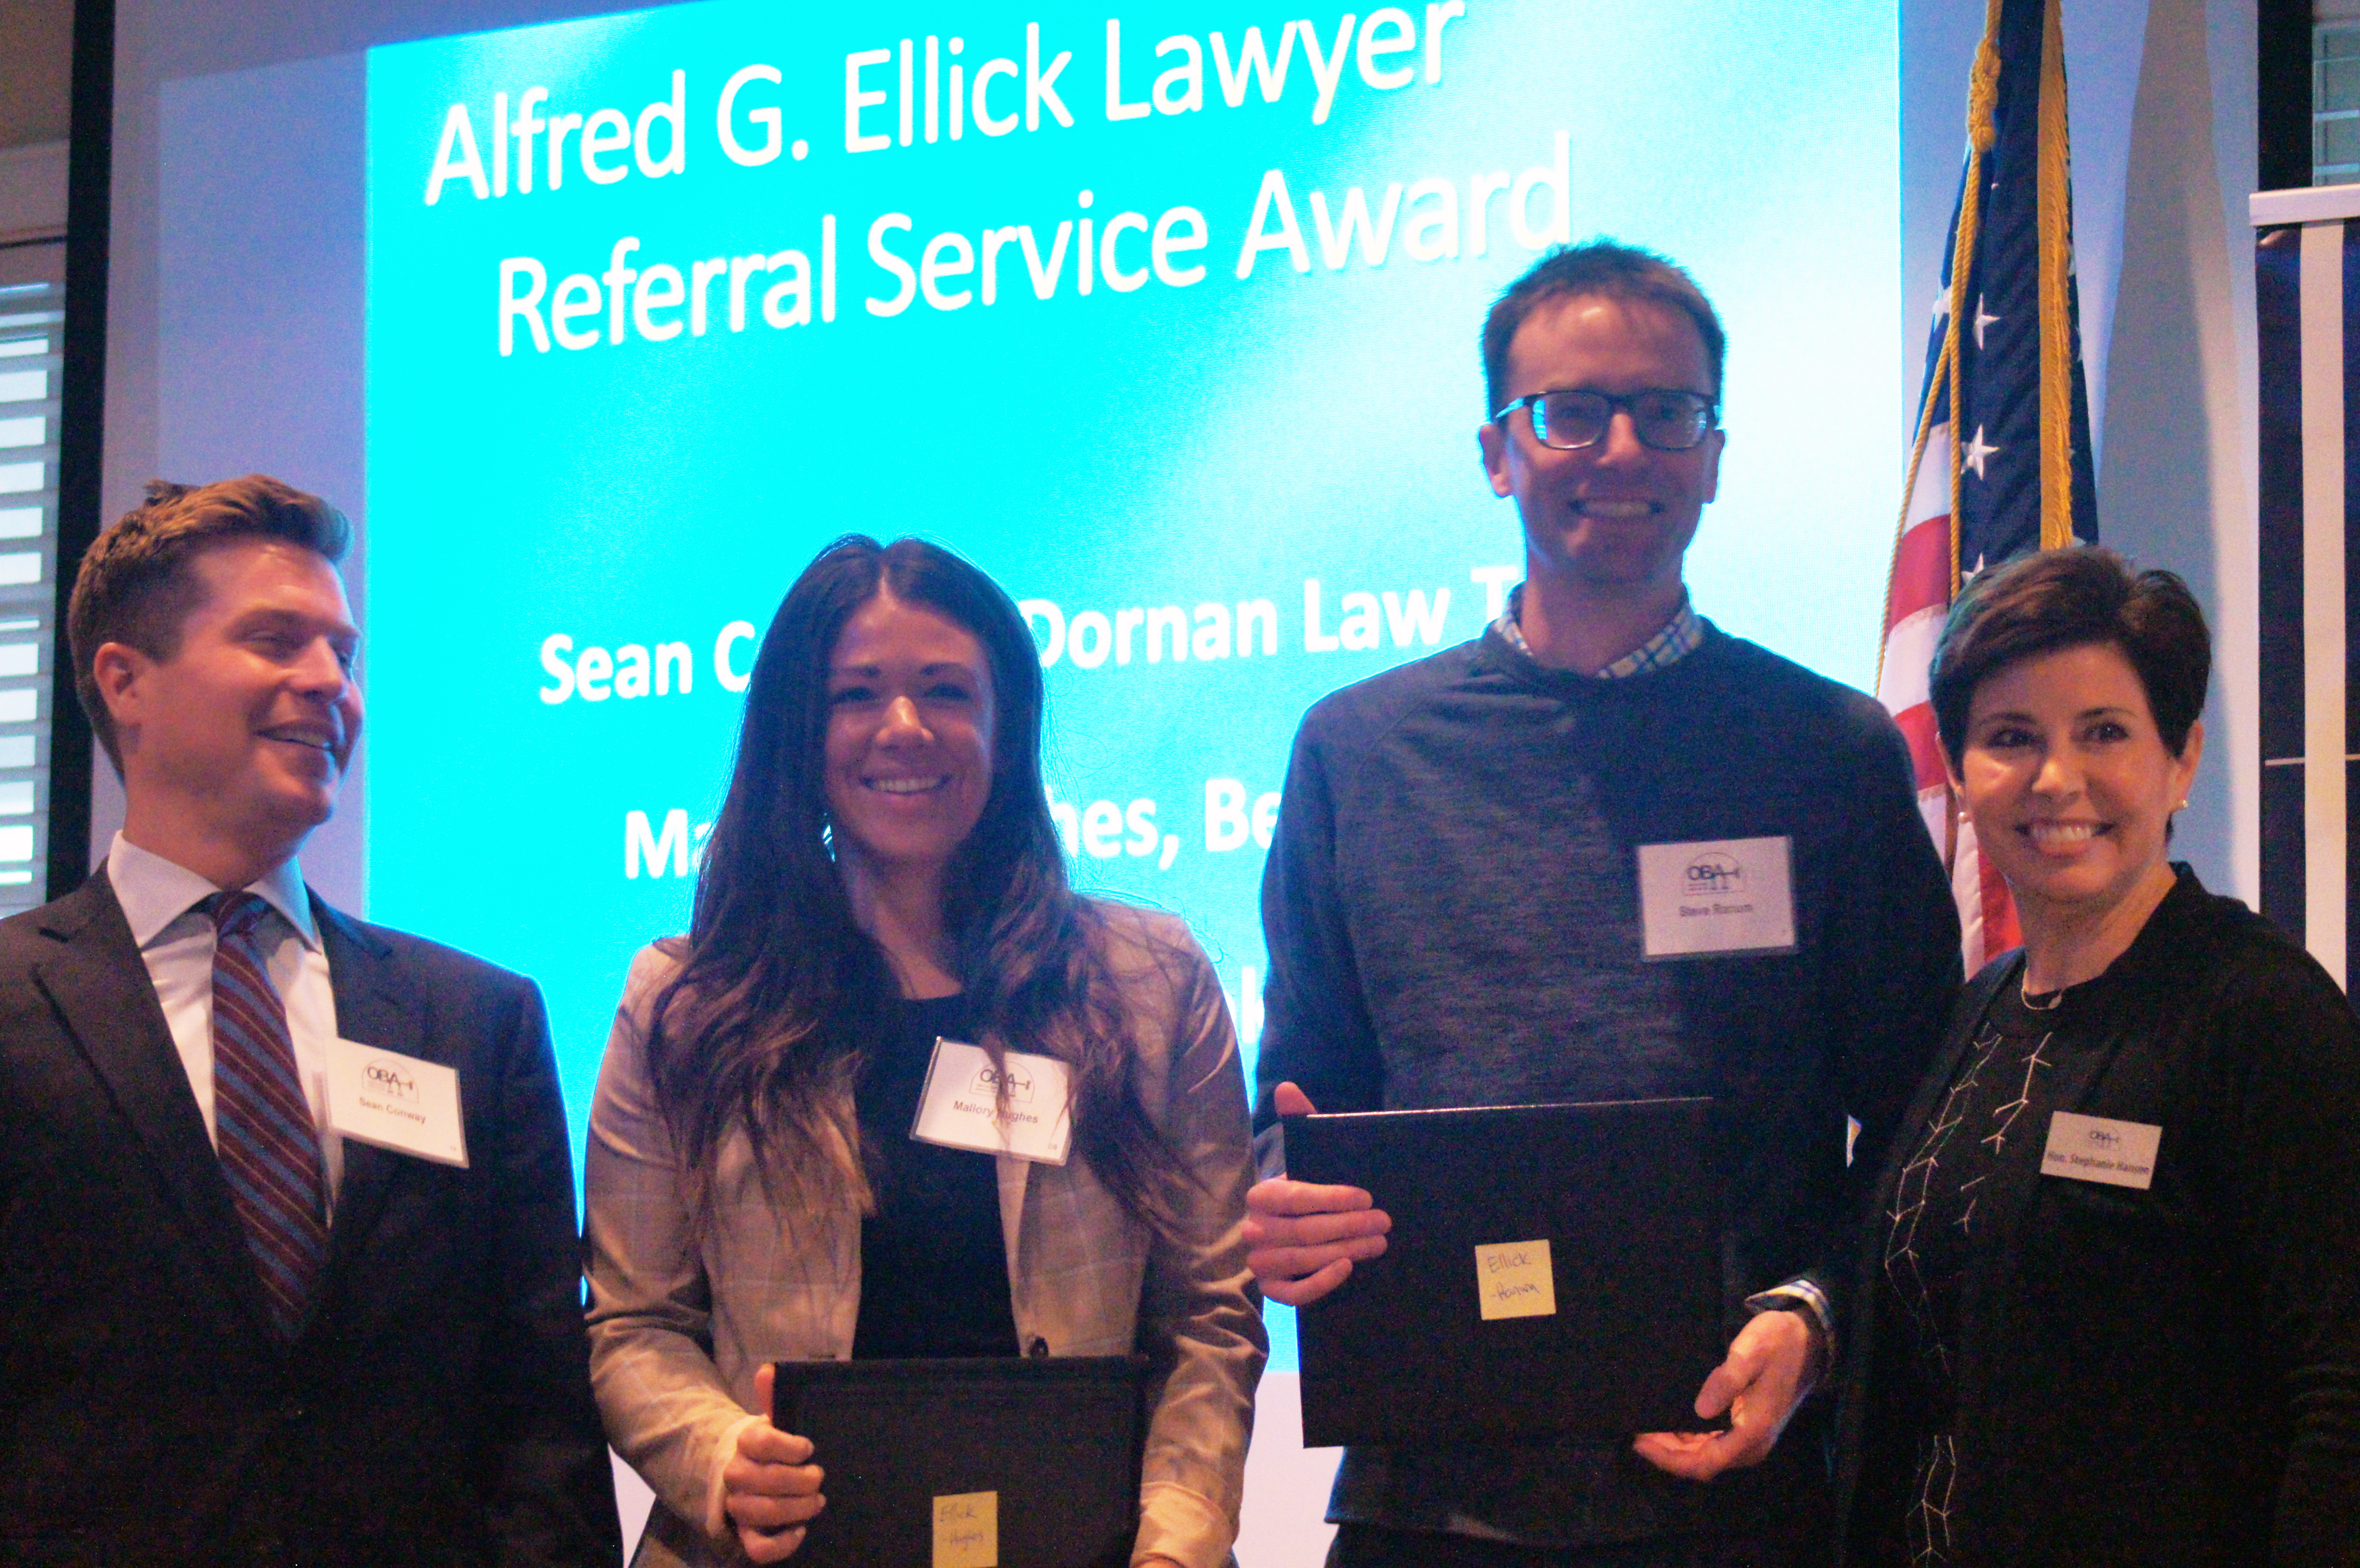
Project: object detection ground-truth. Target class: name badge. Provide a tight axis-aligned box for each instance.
[2042,1112,2161,1190]
[323,1038,468,1167]
[1636,836,1797,959]
[911,1039,1073,1165]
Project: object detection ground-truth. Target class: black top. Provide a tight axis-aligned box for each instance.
[1837,868,2360,1567]
[1253,623,1962,1549]
[1877,968,2087,1563]
[850,994,1018,1360]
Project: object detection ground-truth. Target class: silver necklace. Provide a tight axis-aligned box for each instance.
[2020,974,2066,1011]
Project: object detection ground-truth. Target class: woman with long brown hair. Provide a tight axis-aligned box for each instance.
[584,536,1264,1568]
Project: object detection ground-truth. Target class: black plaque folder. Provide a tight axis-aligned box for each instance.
[1284,1097,1723,1447]
[770,1355,1147,1568]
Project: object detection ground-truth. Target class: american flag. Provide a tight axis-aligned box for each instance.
[1877,0,2099,974]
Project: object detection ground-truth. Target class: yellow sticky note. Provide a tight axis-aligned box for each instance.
[933,1491,998,1568]
[1475,1239,1557,1321]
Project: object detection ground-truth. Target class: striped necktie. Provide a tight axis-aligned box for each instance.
[206,891,327,1338]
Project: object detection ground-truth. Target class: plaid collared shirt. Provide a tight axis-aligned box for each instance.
[1493,583,1707,677]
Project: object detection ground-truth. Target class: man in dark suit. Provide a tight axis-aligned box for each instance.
[0,476,620,1565]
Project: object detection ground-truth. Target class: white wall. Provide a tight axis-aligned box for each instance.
[0,140,66,241]
[2095,0,2261,906]
[0,0,73,153]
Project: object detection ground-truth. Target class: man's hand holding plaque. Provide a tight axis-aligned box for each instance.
[1249,1080,1821,1474]
[1632,1301,1828,1480]
[1242,1083,1392,1306]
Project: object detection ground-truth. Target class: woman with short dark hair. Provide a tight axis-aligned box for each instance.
[1835,546,2360,1565]
[583,536,1264,1568]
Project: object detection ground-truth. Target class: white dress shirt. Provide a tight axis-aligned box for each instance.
[106,831,345,1207]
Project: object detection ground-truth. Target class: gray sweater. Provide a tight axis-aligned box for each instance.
[1254,621,1960,1553]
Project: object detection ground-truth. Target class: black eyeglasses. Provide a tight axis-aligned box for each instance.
[1489,388,1719,452]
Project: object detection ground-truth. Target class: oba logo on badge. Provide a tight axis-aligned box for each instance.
[969,1062,1035,1103]
[363,1057,421,1103]
[1683,852,1745,895]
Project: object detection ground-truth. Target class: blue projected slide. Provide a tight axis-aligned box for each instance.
[362,0,1896,1365]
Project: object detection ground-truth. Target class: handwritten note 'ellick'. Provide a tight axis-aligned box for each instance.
[933,1491,997,1568]
[1474,1239,1557,1321]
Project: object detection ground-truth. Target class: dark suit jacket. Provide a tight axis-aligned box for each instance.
[1834,869,2360,1567]
[0,870,620,1567]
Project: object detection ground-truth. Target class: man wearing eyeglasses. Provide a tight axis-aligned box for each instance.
[1245,243,1961,1566]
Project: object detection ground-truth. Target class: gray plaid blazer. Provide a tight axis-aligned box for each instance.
[585,903,1265,1568]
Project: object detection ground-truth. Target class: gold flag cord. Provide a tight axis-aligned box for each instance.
[2034,0,2078,548]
